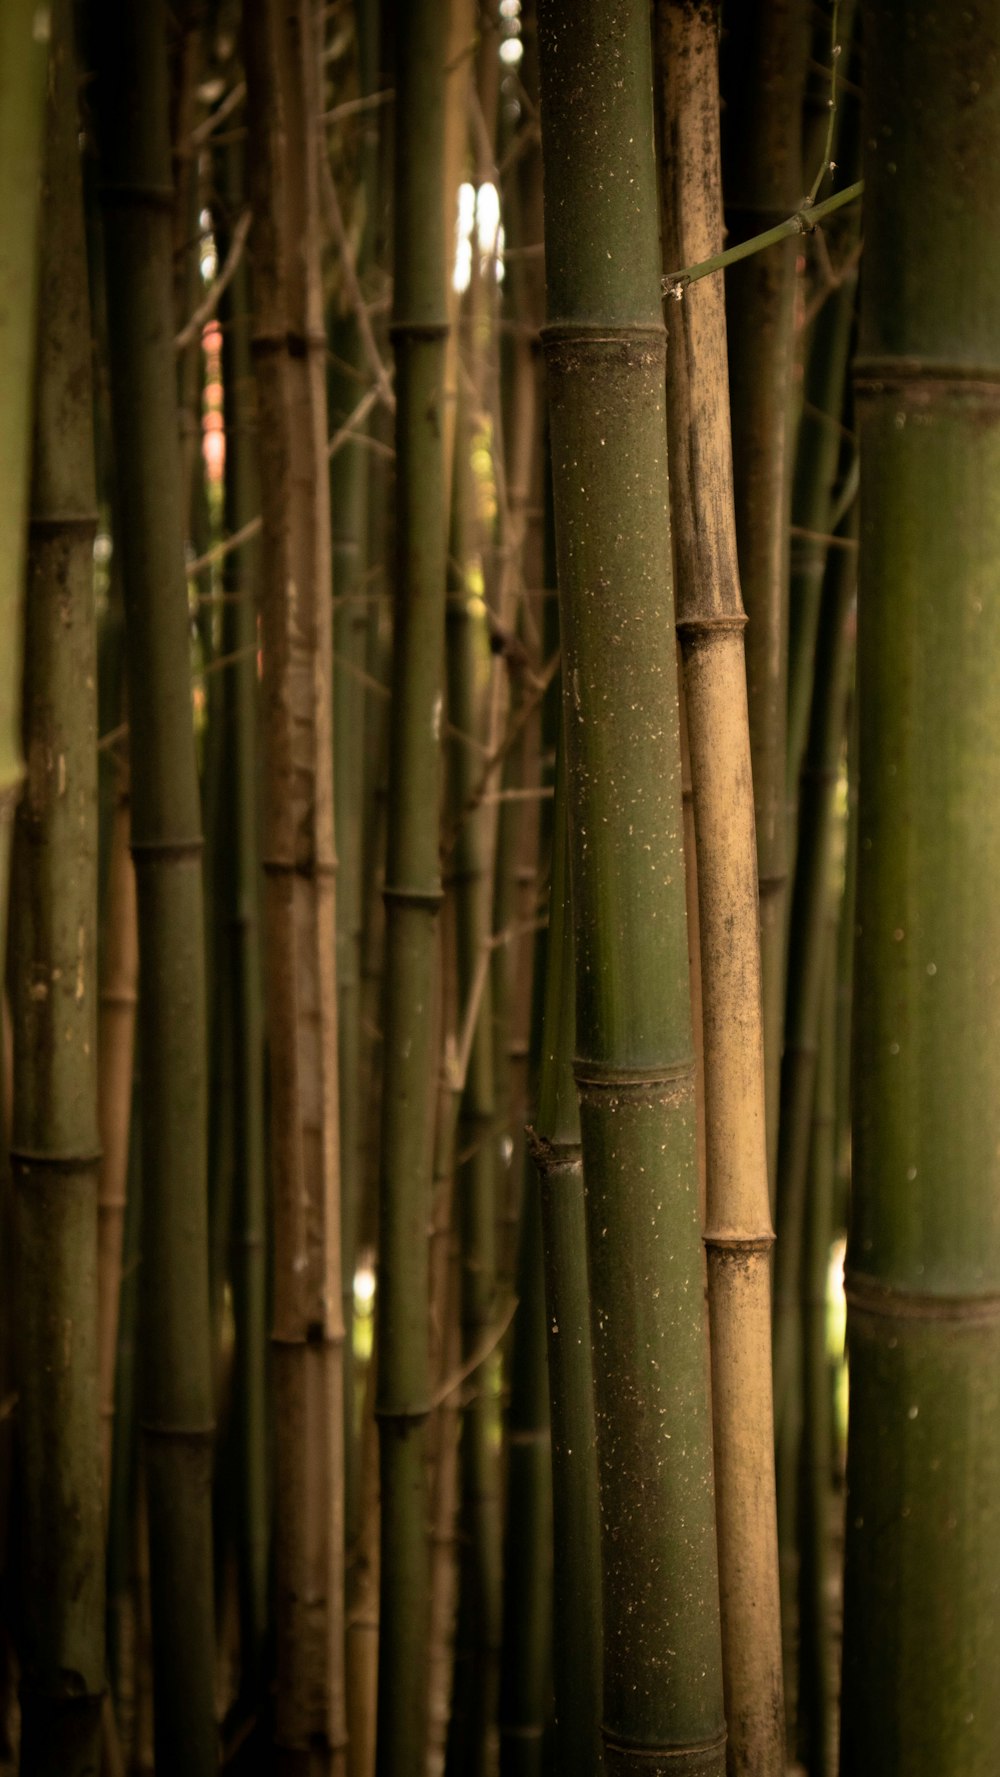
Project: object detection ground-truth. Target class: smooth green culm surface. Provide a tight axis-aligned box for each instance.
[95,3,216,1770]
[12,7,104,1768]
[529,751,601,1775]
[841,7,1000,1772]
[538,4,725,1769]
[0,0,49,948]
[375,1,448,1770]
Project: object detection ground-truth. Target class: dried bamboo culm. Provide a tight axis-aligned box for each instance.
[243,0,346,1767]
[656,5,784,1772]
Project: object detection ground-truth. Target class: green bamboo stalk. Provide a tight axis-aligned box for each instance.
[773,516,855,1743]
[537,4,726,1769]
[374,0,448,1769]
[95,1,217,1769]
[97,783,139,1505]
[106,1081,141,1740]
[786,4,859,796]
[840,7,1000,1770]
[243,0,346,1764]
[497,1185,550,1777]
[443,416,503,1777]
[330,304,370,1559]
[11,10,104,1766]
[217,135,269,1714]
[0,0,48,950]
[657,6,784,1771]
[722,0,810,1194]
[773,523,856,1435]
[528,750,602,1776]
[787,273,857,797]
[796,925,837,1777]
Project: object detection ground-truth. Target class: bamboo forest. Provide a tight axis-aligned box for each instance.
[0,0,995,1772]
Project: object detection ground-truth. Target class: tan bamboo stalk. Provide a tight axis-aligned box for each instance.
[97,776,139,1505]
[658,5,784,1772]
[243,0,345,1767]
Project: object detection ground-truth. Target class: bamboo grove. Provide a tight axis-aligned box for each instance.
[0,1,997,1774]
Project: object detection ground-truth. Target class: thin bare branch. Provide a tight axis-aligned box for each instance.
[174,208,252,352]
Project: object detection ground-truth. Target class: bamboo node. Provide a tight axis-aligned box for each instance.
[573,1058,695,1094]
[675,614,747,637]
[28,510,100,535]
[704,1232,775,1255]
[845,1272,1000,1324]
[9,1146,102,1173]
[129,836,204,862]
[388,320,449,342]
[382,882,445,910]
[139,1420,216,1443]
[602,1725,727,1770]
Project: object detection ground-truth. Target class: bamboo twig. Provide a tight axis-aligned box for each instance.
[663,179,863,294]
[174,207,251,351]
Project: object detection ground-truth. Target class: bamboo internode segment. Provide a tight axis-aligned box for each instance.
[538,2,726,1768]
[840,6,1000,1772]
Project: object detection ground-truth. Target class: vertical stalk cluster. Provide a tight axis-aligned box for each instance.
[841,6,1000,1772]
[538,3,726,1769]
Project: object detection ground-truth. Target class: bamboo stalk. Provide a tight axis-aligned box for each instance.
[11,8,104,1765]
[95,1,217,1767]
[442,418,503,1777]
[796,925,837,1777]
[242,0,346,1765]
[97,782,139,1506]
[497,1184,550,1777]
[657,6,784,1771]
[374,0,449,1768]
[528,751,602,1775]
[722,0,810,1195]
[537,3,726,1768]
[0,0,49,947]
[840,7,1000,1770]
[217,134,269,1715]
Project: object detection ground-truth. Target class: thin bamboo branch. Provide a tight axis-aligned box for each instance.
[663,180,862,295]
[174,206,252,352]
